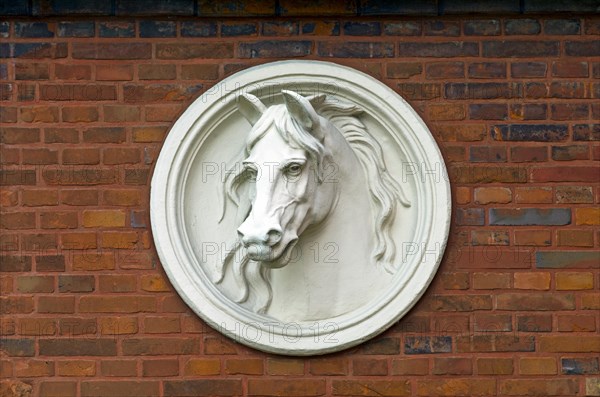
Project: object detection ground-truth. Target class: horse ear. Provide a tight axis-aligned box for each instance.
[306,94,326,108]
[238,93,267,125]
[282,90,320,131]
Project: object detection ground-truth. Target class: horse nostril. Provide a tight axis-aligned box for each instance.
[267,228,282,245]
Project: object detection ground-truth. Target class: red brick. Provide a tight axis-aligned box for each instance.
[98,317,138,335]
[20,106,59,123]
[226,359,264,375]
[45,128,78,143]
[576,207,600,225]
[556,272,594,290]
[474,313,512,332]
[80,296,155,313]
[82,210,126,227]
[16,275,54,293]
[266,358,304,375]
[81,381,159,397]
[428,104,465,121]
[514,187,552,203]
[98,275,136,292]
[39,84,116,101]
[15,359,54,377]
[425,62,464,79]
[517,314,552,332]
[62,106,99,122]
[62,148,100,165]
[332,380,410,396]
[104,105,140,122]
[61,233,97,249]
[101,360,137,377]
[181,64,220,80]
[18,318,56,336]
[510,146,548,162]
[440,272,469,289]
[353,358,388,376]
[139,64,177,80]
[184,358,220,375]
[309,358,347,376]
[386,62,422,78]
[54,64,92,80]
[39,381,77,397]
[391,358,429,375]
[514,272,551,290]
[57,361,96,376]
[557,314,596,332]
[22,189,58,206]
[552,61,588,77]
[144,316,180,333]
[96,65,134,81]
[103,148,140,165]
[38,296,75,313]
[40,211,78,229]
[61,190,98,206]
[433,357,472,375]
[416,379,495,397]
[519,357,557,375]
[514,230,552,246]
[477,358,513,375]
[15,63,49,80]
[143,359,179,377]
[123,337,199,355]
[500,379,577,396]
[558,230,594,247]
[471,230,509,246]
[497,293,575,310]
[0,212,36,230]
[1,127,40,144]
[73,252,115,271]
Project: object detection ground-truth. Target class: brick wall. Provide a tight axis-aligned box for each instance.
[1,8,599,397]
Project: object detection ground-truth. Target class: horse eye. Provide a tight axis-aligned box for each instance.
[285,163,303,177]
[245,167,257,181]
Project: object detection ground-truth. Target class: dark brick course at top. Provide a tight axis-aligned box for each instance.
[2,0,600,16]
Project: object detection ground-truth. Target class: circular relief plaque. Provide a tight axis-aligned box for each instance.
[151,60,451,355]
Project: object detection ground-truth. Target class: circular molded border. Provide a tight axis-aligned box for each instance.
[151,60,451,355]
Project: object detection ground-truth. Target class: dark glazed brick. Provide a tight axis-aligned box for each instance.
[0,256,32,272]
[399,42,478,57]
[116,0,194,15]
[424,20,460,36]
[464,20,500,36]
[573,124,600,141]
[489,208,571,226]
[15,22,54,38]
[301,21,340,35]
[40,339,117,356]
[545,19,581,35]
[398,83,441,100]
[35,255,68,272]
[157,43,233,59]
[0,339,35,356]
[280,0,355,16]
[565,41,600,57]
[222,23,257,36]
[468,62,506,78]
[343,22,381,36]
[99,21,135,37]
[240,41,311,58]
[139,21,176,38]
[12,43,67,59]
[562,358,599,375]
[181,21,217,37]
[262,21,299,36]
[58,22,94,37]
[197,0,275,16]
[360,0,437,16]
[511,62,547,78]
[0,0,28,15]
[384,21,421,35]
[552,145,588,160]
[504,19,541,35]
[445,0,520,13]
[0,22,9,38]
[73,43,151,59]
[492,124,567,142]
[456,208,484,225]
[164,380,243,397]
[470,104,508,120]
[536,251,600,269]
[426,62,464,79]
[483,41,558,57]
[510,104,547,120]
[32,0,111,15]
[405,336,452,354]
[318,42,393,58]
[524,0,600,13]
[446,83,521,100]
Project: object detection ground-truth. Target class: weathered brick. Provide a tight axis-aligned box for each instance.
[0,212,36,229]
[514,230,551,246]
[489,208,570,225]
[464,19,500,36]
[309,358,346,376]
[474,313,512,332]
[501,379,578,396]
[504,19,541,35]
[181,21,217,37]
[509,104,547,120]
[139,21,176,38]
[1,127,40,144]
[497,293,575,310]
[96,64,133,81]
[472,272,511,289]
[36,255,65,271]
[426,62,464,79]
[157,43,234,59]
[383,21,421,36]
[12,42,68,59]
[416,379,495,396]
[16,275,54,293]
[226,359,264,375]
[0,256,32,272]
[552,144,589,160]
[332,380,409,396]
[180,64,219,80]
[59,275,95,293]
[40,338,116,356]
[517,314,552,332]
[391,358,428,375]
[83,127,126,143]
[104,105,140,122]
[558,230,594,247]
[552,103,589,120]
[398,42,478,57]
[468,62,506,78]
[57,361,96,377]
[557,314,596,332]
[58,21,94,37]
[73,43,152,59]
[15,63,49,80]
[38,381,76,397]
[573,124,600,141]
[123,337,199,355]
[62,148,100,165]
[552,61,589,77]
[262,21,299,36]
[562,357,599,375]
[100,360,137,377]
[123,84,202,103]
[40,84,116,101]
[80,296,155,313]
[483,40,559,57]
[62,106,99,122]
[164,380,242,397]
[98,317,138,335]
[477,358,513,375]
[184,359,220,375]
[514,272,551,290]
[576,208,600,225]
[143,360,179,377]
[318,41,393,58]
[99,21,135,38]
[492,124,567,141]
[565,40,600,56]
[222,22,258,36]
[424,20,460,36]
[301,21,340,36]
[556,272,594,290]
[72,252,115,271]
[533,166,598,182]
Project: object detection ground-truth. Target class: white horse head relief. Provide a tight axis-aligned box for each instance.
[214,90,411,317]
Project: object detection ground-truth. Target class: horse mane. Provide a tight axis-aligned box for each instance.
[214,95,411,314]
